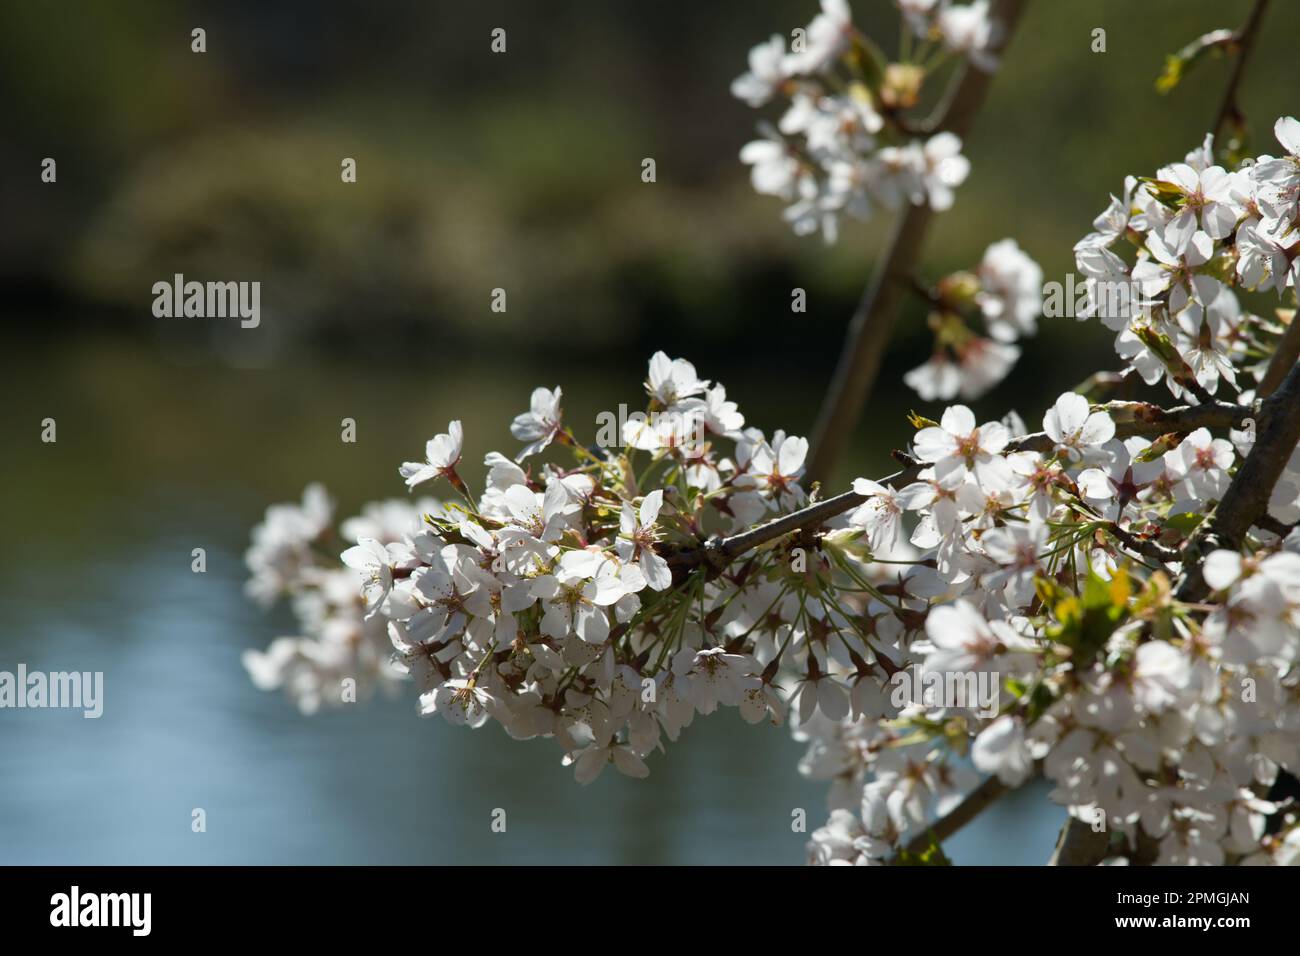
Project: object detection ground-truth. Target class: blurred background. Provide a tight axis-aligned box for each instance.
[1,0,1295,864]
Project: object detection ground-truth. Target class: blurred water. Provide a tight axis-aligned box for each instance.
[0,340,1064,864]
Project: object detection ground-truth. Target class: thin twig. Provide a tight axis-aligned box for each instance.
[1072,368,1139,402]
[1104,522,1180,565]
[1182,373,1218,407]
[1211,0,1270,145]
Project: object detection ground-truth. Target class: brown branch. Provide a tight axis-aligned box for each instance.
[1175,360,1300,602]
[1103,522,1180,566]
[1258,309,1300,398]
[1211,0,1270,146]
[1100,398,1250,434]
[668,398,1253,580]
[804,0,1030,485]
[895,774,1011,860]
[1049,814,1111,866]
[1257,513,1298,538]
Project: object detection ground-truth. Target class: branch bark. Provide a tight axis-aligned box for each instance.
[1258,308,1300,398]
[1211,0,1270,145]
[1175,360,1300,602]
[896,774,1011,860]
[671,398,1253,580]
[1049,814,1111,866]
[804,0,1030,485]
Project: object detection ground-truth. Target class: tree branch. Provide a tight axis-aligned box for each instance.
[1103,521,1180,566]
[1049,375,1296,867]
[1049,814,1111,866]
[896,774,1011,860]
[1258,308,1300,398]
[1211,0,1270,146]
[804,0,1030,485]
[1175,360,1300,602]
[669,398,1253,580]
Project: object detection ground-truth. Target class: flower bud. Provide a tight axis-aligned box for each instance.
[880,63,924,110]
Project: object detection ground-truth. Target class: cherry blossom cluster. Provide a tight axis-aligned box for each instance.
[804,390,1300,865]
[800,126,1300,864]
[243,485,445,713]
[245,338,1300,864]
[246,353,832,783]
[1073,116,1300,403]
[904,237,1044,401]
[241,118,1300,864]
[734,0,1001,243]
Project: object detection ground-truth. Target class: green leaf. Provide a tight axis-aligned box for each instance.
[1165,511,1205,535]
[894,833,952,866]
[908,410,939,430]
[1138,177,1185,208]
[1155,28,1235,94]
[1041,566,1131,666]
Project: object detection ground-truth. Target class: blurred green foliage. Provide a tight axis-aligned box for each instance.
[1,0,1297,477]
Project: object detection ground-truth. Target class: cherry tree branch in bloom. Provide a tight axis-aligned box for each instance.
[805,0,1029,484]
[242,5,1300,867]
[675,396,1255,578]
[1051,365,1300,866]
[243,339,1300,866]
[1042,6,1294,866]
